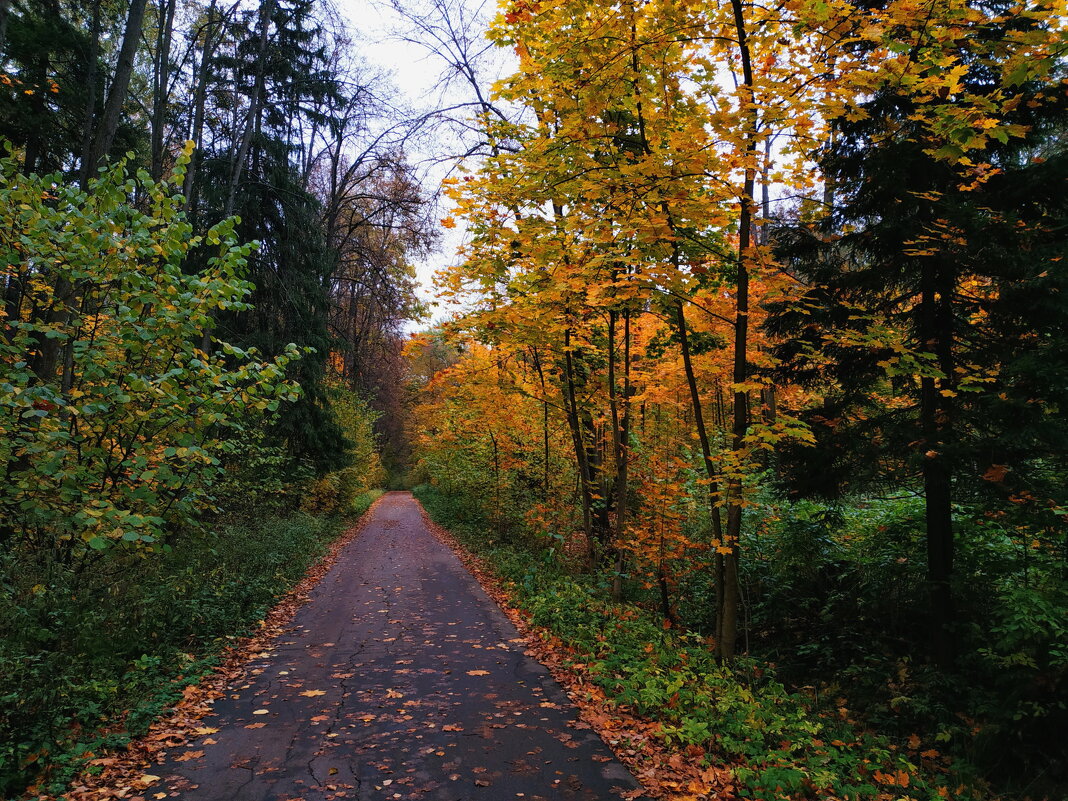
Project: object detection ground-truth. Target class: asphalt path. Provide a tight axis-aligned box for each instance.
[151,491,646,801]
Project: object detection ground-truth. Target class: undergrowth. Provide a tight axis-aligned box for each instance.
[413,483,980,801]
[0,490,381,798]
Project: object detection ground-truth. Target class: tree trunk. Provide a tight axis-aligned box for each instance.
[720,0,759,662]
[0,0,11,57]
[183,0,219,211]
[676,299,728,646]
[3,267,22,343]
[920,261,955,667]
[609,308,632,600]
[563,327,596,563]
[150,0,178,181]
[225,0,274,217]
[78,0,102,185]
[489,430,501,538]
[83,0,150,184]
[531,346,551,501]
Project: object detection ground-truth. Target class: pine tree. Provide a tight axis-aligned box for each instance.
[194,0,349,472]
[767,75,1068,665]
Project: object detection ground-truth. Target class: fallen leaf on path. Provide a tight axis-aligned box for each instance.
[174,750,204,762]
[466,670,490,676]
[244,722,267,729]
[253,709,269,715]
[299,690,327,697]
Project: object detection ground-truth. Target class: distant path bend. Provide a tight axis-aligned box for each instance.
[152,491,646,801]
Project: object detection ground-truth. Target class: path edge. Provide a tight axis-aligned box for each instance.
[413,498,735,801]
[43,496,388,801]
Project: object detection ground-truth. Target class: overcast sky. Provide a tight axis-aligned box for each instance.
[333,0,511,330]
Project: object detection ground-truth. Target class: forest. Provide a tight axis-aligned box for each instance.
[1,0,1066,798]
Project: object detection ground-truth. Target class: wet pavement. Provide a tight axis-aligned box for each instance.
[151,491,645,801]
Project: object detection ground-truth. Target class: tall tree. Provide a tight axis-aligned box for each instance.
[768,71,1068,664]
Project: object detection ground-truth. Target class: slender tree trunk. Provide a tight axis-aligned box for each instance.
[3,267,21,343]
[618,312,632,588]
[563,328,596,562]
[719,0,759,662]
[83,0,150,184]
[77,0,102,185]
[531,346,551,501]
[676,299,727,642]
[183,0,219,210]
[150,0,178,181]
[920,261,955,667]
[658,531,675,625]
[758,140,778,425]
[608,309,632,600]
[584,408,610,552]
[225,0,274,217]
[489,430,501,538]
[624,0,732,647]
[607,310,621,588]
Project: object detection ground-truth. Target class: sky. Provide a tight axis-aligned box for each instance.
[334,0,508,331]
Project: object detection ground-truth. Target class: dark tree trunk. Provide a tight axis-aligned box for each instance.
[608,309,632,600]
[183,0,219,211]
[225,0,274,217]
[83,0,150,184]
[150,0,178,181]
[919,261,955,667]
[78,0,102,184]
[563,327,596,563]
[530,346,551,501]
[720,0,759,662]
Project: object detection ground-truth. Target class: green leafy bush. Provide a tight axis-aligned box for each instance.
[0,147,302,558]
